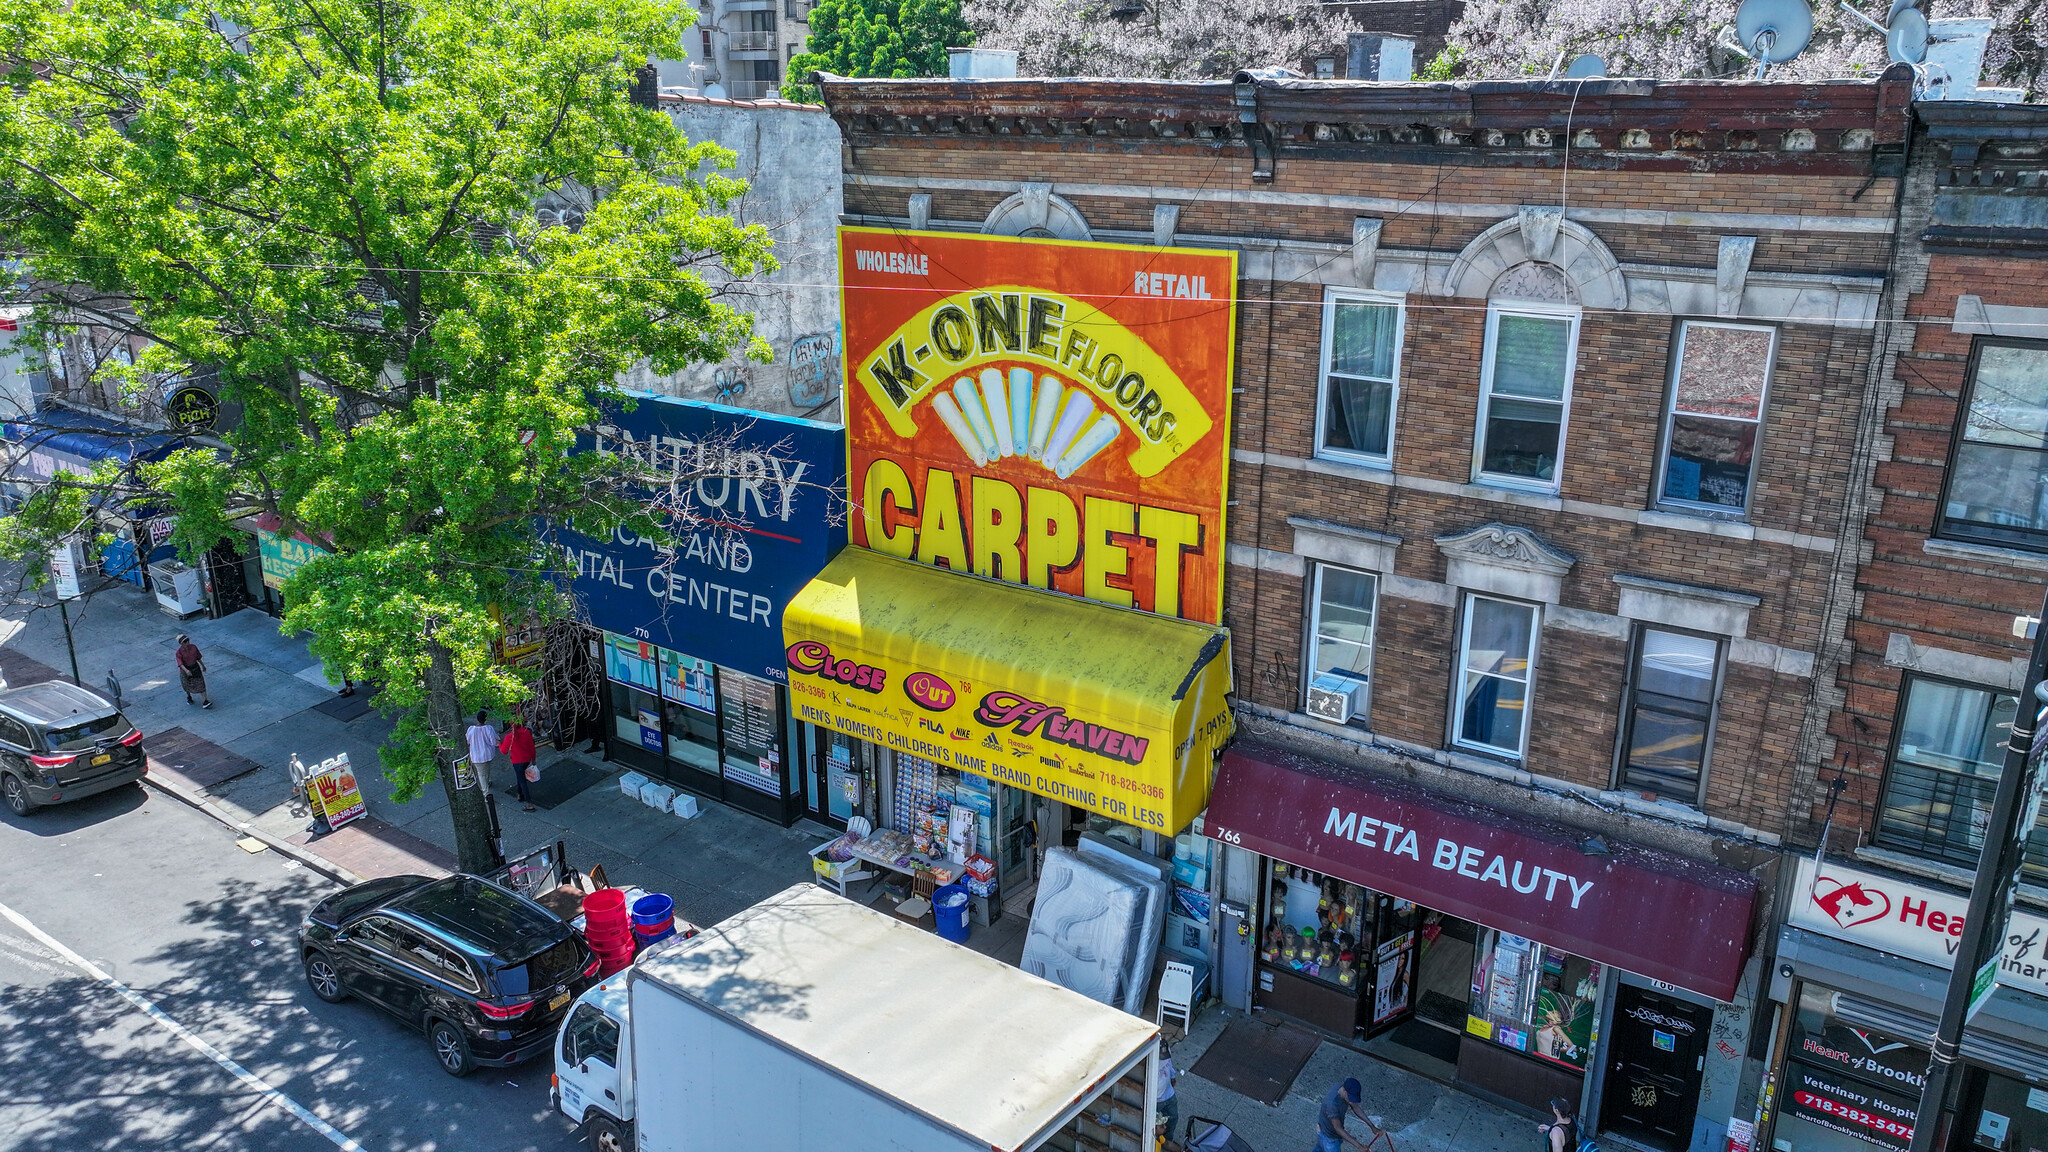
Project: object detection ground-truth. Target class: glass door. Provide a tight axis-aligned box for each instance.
[1362,894,1420,1038]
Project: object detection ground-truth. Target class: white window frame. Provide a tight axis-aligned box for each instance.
[1304,562,1379,724]
[1653,319,1777,520]
[1473,304,1581,494]
[1452,593,1540,760]
[1312,287,1405,469]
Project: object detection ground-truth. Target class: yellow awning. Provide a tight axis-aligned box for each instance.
[782,547,1234,835]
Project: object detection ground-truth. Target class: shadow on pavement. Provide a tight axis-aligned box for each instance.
[0,780,148,838]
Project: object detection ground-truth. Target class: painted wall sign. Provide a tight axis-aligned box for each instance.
[1203,743,1759,1001]
[1787,856,2048,998]
[552,393,845,684]
[838,227,1237,623]
[257,525,325,590]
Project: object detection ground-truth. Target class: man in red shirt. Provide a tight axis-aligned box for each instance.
[500,717,538,810]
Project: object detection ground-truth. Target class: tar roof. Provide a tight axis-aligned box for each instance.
[634,885,1158,1152]
[0,681,116,724]
[392,876,566,958]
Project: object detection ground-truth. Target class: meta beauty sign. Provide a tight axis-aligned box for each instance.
[553,393,845,683]
[839,227,1237,622]
[1205,743,1760,1001]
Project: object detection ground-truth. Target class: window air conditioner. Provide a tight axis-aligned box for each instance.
[1306,672,1366,725]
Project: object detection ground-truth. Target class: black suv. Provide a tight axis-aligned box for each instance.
[0,681,146,816]
[298,874,599,1076]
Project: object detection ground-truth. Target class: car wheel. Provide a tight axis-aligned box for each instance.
[303,952,348,1003]
[430,1019,474,1077]
[588,1116,632,1152]
[2,775,34,816]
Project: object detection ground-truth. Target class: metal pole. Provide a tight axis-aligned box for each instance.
[58,598,80,686]
[1907,583,2048,1152]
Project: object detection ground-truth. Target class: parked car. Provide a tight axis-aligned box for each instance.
[299,873,599,1077]
[0,681,145,816]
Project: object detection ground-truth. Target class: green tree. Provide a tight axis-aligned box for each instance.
[783,0,972,102]
[0,0,774,870]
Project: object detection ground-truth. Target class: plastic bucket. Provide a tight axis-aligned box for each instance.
[933,883,971,943]
[635,924,677,946]
[584,924,632,946]
[584,889,626,919]
[633,915,673,936]
[631,893,675,927]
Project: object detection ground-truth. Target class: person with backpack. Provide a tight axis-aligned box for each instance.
[1539,1097,1581,1152]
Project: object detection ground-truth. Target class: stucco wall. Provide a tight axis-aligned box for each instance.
[620,96,844,423]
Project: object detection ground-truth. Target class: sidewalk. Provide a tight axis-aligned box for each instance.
[0,577,1536,1152]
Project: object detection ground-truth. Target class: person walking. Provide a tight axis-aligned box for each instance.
[1538,1097,1580,1152]
[464,710,499,791]
[500,716,538,811]
[104,669,124,711]
[174,635,212,708]
[1315,1078,1376,1152]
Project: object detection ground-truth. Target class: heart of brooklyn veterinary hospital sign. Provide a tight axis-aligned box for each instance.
[838,226,1238,623]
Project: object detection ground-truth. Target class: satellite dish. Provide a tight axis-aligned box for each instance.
[1885,0,1919,22]
[1735,0,1815,71]
[1563,54,1607,79]
[1886,6,1929,64]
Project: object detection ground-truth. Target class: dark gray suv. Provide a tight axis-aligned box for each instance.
[0,681,146,815]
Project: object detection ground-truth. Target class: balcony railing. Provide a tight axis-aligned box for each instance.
[724,78,780,100]
[728,31,775,52]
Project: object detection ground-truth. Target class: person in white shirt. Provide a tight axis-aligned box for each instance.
[465,711,500,790]
[1157,1040,1179,1142]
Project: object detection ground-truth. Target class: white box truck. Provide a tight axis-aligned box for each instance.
[552,884,1160,1152]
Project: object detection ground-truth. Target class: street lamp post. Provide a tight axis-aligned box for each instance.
[1907,585,2048,1152]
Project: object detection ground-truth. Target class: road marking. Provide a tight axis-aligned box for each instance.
[0,899,363,1151]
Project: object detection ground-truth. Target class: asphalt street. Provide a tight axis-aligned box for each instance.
[0,778,583,1152]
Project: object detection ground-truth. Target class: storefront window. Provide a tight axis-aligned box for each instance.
[604,633,659,692]
[1773,985,1924,1152]
[1964,1067,2048,1152]
[1261,863,1373,993]
[609,681,664,752]
[718,670,783,796]
[1468,929,1600,1071]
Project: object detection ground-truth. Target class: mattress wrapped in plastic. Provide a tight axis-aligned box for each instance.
[1021,846,1168,1014]
[1074,833,1172,1014]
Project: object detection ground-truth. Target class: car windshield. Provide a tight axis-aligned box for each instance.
[47,714,126,751]
[496,937,583,997]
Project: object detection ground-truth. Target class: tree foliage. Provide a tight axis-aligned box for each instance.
[964,0,1359,80]
[0,0,775,849]
[1435,0,2042,96]
[783,0,973,102]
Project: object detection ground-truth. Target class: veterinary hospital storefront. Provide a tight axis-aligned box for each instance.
[555,392,847,826]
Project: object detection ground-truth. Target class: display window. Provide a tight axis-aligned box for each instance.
[1467,929,1600,1070]
[718,671,782,796]
[1261,861,1374,992]
[601,630,791,814]
[1963,1066,2048,1152]
[1771,986,1926,1152]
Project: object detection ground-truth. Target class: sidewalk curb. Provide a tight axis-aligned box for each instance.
[143,773,365,888]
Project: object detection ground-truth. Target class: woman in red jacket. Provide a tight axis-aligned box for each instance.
[500,718,538,810]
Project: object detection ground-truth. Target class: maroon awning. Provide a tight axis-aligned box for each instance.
[1205,743,1757,1002]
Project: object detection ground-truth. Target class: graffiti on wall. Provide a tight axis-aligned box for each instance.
[788,331,839,410]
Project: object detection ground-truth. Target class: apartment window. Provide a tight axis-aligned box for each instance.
[1455,595,1538,758]
[740,9,776,31]
[1876,676,2048,881]
[1315,290,1403,465]
[1658,321,1775,516]
[1476,307,1578,490]
[1306,564,1377,723]
[1941,340,2048,551]
[1617,628,1721,801]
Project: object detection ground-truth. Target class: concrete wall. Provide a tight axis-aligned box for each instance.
[621,95,844,423]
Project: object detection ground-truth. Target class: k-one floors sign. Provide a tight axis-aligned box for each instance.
[1789,857,2048,998]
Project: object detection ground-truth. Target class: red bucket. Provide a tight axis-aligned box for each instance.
[584,923,632,945]
[583,889,626,919]
[633,916,674,938]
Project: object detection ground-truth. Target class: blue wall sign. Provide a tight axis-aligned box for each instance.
[552,393,845,684]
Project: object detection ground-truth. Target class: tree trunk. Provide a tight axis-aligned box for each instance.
[428,636,499,874]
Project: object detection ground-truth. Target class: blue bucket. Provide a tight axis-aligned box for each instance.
[933,883,971,943]
[632,893,675,927]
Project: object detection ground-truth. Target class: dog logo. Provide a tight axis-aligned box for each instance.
[1810,876,1892,930]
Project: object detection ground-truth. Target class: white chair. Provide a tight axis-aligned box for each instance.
[810,817,877,897]
[1156,960,1196,1032]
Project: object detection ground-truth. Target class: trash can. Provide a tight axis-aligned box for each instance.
[932,883,971,943]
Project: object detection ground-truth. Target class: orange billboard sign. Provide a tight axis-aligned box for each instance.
[839,227,1237,622]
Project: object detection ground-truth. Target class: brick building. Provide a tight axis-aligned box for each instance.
[817,72,1914,1152]
[1772,101,2048,1152]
